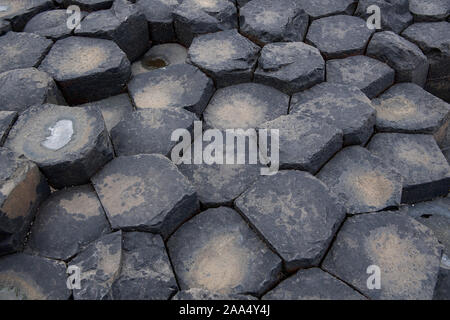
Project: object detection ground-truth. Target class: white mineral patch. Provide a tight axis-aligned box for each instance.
[41,120,74,151]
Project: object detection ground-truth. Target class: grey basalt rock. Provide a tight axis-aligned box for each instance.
[0,32,52,74]
[291,83,376,146]
[305,15,374,59]
[24,9,84,40]
[239,0,309,46]
[434,254,450,300]
[0,111,17,146]
[326,55,395,99]
[409,0,449,22]
[5,104,114,189]
[0,19,10,36]
[27,185,111,261]
[173,0,238,47]
[367,133,450,203]
[262,268,366,300]
[317,146,403,214]
[39,36,131,105]
[235,170,346,272]
[0,148,50,256]
[0,253,70,300]
[167,207,282,296]
[173,288,256,300]
[254,42,325,95]
[63,0,113,11]
[299,0,357,20]
[0,0,54,31]
[0,68,66,113]
[188,29,260,88]
[128,63,213,116]
[111,232,178,300]
[91,154,199,239]
[322,212,442,300]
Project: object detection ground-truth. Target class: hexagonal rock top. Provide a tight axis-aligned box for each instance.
[173,288,256,300]
[322,212,442,300]
[326,55,395,99]
[39,36,131,105]
[173,0,238,47]
[167,207,282,296]
[239,0,309,46]
[306,15,374,59]
[0,148,50,256]
[0,111,17,146]
[5,104,114,189]
[0,253,70,300]
[24,9,83,40]
[409,0,450,22]
[0,0,54,31]
[91,154,199,239]
[291,83,376,146]
[27,185,111,261]
[262,268,365,300]
[0,32,52,74]
[254,42,325,95]
[317,146,403,214]
[299,0,357,20]
[372,83,450,146]
[203,83,289,130]
[128,64,213,116]
[259,115,343,173]
[111,232,178,300]
[368,133,450,203]
[188,29,260,88]
[0,68,66,113]
[235,170,345,271]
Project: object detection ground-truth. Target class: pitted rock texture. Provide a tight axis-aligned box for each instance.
[0,0,54,31]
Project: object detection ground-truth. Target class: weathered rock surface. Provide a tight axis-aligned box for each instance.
[173,288,256,300]
[0,0,54,31]
[0,111,17,146]
[409,0,449,22]
[299,0,357,20]
[24,9,84,40]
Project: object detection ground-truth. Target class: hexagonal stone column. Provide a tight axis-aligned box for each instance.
[299,0,357,20]
[203,83,288,130]
[0,111,17,146]
[291,83,376,146]
[63,0,113,11]
[167,207,282,296]
[173,0,238,46]
[0,253,70,300]
[368,133,450,203]
[0,148,50,256]
[39,36,131,105]
[188,29,260,88]
[128,64,213,116]
[27,185,111,261]
[0,32,52,74]
[254,42,324,95]
[322,212,442,300]
[317,146,403,214]
[239,0,308,46]
[0,0,53,31]
[306,15,374,59]
[91,154,199,239]
[0,68,66,113]
[235,170,345,271]
[111,232,178,300]
[5,104,114,189]
[409,0,450,22]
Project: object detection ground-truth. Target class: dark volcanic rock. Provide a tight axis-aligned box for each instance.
[0,111,17,146]
[0,0,54,31]
[24,9,84,40]
[299,0,357,20]
[434,255,450,300]
[0,19,11,36]
[63,0,113,11]
[409,0,449,22]
[173,288,256,300]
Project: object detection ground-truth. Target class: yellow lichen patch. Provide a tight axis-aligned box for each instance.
[0,271,45,300]
[194,0,219,9]
[375,96,418,121]
[55,46,107,76]
[398,145,433,168]
[133,76,187,109]
[346,171,395,209]
[191,39,237,64]
[59,192,100,221]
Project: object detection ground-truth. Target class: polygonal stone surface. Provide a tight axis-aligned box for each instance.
[305,15,374,59]
[111,108,198,156]
[326,55,395,99]
[409,0,449,22]
[92,154,199,239]
[75,0,149,62]
[173,288,256,300]
[367,31,429,86]
[317,146,403,214]
[299,0,357,20]
[0,32,52,74]
[322,212,442,300]
[0,111,17,146]
[167,207,282,296]
[70,231,122,300]
[235,170,345,271]
[111,232,178,300]
[203,83,289,130]
[27,185,111,261]
[5,104,114,189]
[0,0,53,31]
[63,0,113,11]
[239,0,309,46]
[0,253,70,300]
[39,36,131,105]
[368,133,450,203]
[262,268,365,300]
[0,68,66,113]
[188,29,260,88]
[0,148,50,256]
[291,83,376,146]
[24,9,83,40]
[128,64,213,116]
[254,42,325,95]
[173,0,238,47]
[259,115,343,173]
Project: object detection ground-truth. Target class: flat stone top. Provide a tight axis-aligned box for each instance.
[175,0,236,15]
[24,9,77,39]
[402,21,450,54]
[409,0,450,20]
[137,0,182,21]
[299,0,357,19]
